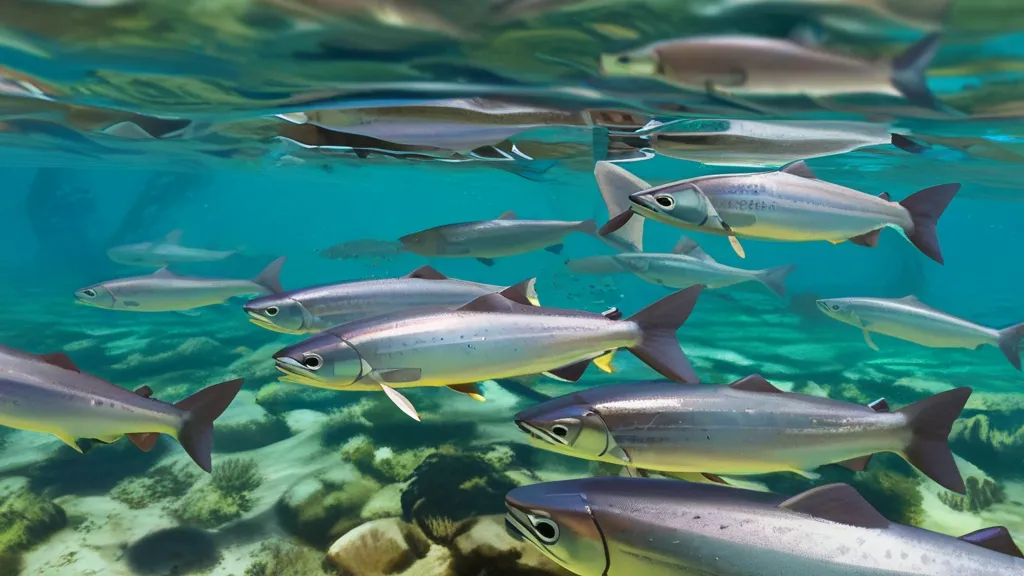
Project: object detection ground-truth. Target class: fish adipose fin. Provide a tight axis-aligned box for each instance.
[899,183,960,264]
[543,359,592,383]
[837,455,873,472]
[756,264,796,298]
[779,483,890,529]
[405,265,448,280]
[729,374,784,394]
[996,322,1024,371]
[36,352,80,372]
[594,161,648,252]
[891,33,942,109]
[448,383,485,402]
[898,387,972,494]
[626,285,703,383]
[174,378,245,473]
[253,257,287,294]
[863,330,879,351]
[959,527,1024,559]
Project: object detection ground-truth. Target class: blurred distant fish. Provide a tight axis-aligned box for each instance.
[568,236,796,297]
[319,238,404,261]
[0,344,242,472]
[75,257,286,312]
[107,230,238,267]
[693,0,952,36]
[601,32,942,109]
[818,296,1024,369]
[399,211,597,265]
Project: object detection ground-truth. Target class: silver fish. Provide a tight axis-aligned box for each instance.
[75,257,285,312]
[818,295,1024,369]
[598,160,960,264]
[0,345,242,472]
[516,374,970,493]
[399,211,597,265]
[272,285,704,420]
[600,33,941,108]
[505,478,1024,576]
[106,230,237,267]
[568,236,795,297]
[244,264,540,334]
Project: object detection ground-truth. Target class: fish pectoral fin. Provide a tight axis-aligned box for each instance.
[836,455,873,472]
[863,329,880,351]
[779,484,890,529]
[54,433,84,453]
[702,199,746,259]
[959,527,1024,559]
[36,352,80,372]
[370,368,422,384]
[379,383,421,422]
[593,351,616,374]
[448,383,486,402]
[543,359,592,383]
[728,374,784,394]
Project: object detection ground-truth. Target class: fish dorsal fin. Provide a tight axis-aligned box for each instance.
[152,267,177,278]
[673,236,715,262]
[457,293,522,313]
[36,352,80,372]
[868,398,890,412]
[163,230,183,245]
[499,279,538,307]
[878,192,891,201]
[781,160,817,179]
[134,386,154,398]
[498,210,517,220]
[779,484,890,529]
[729,374,783,394]
[405,265,448,280]
[895,295,936,311]
[959,527,1024,559]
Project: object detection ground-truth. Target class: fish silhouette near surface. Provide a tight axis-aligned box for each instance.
[106,230,238,267]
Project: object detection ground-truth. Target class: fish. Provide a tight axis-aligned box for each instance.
[106,230,238,267]
[0,345,243,472]
[75,257,286,312]
[272,284,704,421]
[505,478,1024,576]
[244,264,541,334]
[818,295,1024,369]
[594,161,646,252]
[515,374,971,493]
[398,211,597,265]
[567,236,796,297]
[692,0,952,37]
[600,32,942,108]
[598,160,960,264]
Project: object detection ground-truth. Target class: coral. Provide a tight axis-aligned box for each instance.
[401,452,519,526]
[111,462,199,509]
[214,414,293,453]
[0,489,67,572]
[244,540,338,576]
[938,475,1006,513]
[211,458,263,494]
[172,458,263,529]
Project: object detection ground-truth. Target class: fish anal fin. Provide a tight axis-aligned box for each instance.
[779,483,890,529]
[55,433,84,453]
[593,351,616,374]
[448,383,486,402]
[869,398,890,413]
[405,265,448,280]
[837,454,873,472]
[544,359,592,383]
[380,383,420,421]
[498,211,517,220]
[781,160,817,179]
[128,433,159,452]
[729,374,784,394]
[36,352,80,372]
[959,527,1024,559]
[849,229,882,248]
[863,330,879,351]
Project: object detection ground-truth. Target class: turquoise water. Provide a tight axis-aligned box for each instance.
[0,1,1023,575]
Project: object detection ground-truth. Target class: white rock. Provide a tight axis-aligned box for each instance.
[326,518,426,575]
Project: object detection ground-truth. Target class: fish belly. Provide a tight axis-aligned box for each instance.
[866,316,994,349]
[639,261,750,290]
[714,191,891,242]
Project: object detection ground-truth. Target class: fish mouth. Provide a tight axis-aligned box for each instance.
[816,300,830,313]
[246,310,301,334]
[515,419,566,446]
[274,357,324,385]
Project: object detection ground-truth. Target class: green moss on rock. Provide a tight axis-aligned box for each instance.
[111,462,199,509]
[172,458,263,529]
[0,489,67,572]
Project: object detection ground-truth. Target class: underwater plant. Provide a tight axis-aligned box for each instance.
[401,452,519,526]
[173,457,263,529]
[938,475,1007,513]
[244,540,339,576]
[111,462,199,509]
[0,489,67,573]
[418,515,462,546]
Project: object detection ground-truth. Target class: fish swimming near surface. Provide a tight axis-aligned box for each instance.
[75,257,286,312]
[505,477,1024,576]
[818,295,1024,369]
[600,32,942,109]
[106,229,238,267]
[244,264,541,334]
[0,344,243,472]
[398,211,597,265]
[598,160,960,263]
[272,284,704,421]
[515,374,971,493]
[567,236,796,297]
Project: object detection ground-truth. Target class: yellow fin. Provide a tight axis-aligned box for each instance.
[593,351,616,374]
[728,235,746,258]
[863,330,880,351]
[54,433,83,453]
[828,239,845,245]
[448,383,486,402]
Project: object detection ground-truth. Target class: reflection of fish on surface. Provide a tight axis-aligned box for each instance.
[107,230,238,267]
[691,0,952,37]
[516,374,971,493]
[506,477,1024,576]
[318,238,405,261]
[0,345,243,472]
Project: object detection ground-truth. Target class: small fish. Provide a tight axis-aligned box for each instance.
[568,236,796,297]
[0,345,242,472]
[598,160,960,264]
[75,257,285,312]
[399,211,597,265]
[516,375,970,493]
[818,295,1024,369]
[505,478,1024,576]
[601,32,942,108]
[272,285,704,421]
[106,230,238,267]
[244,264,541,334]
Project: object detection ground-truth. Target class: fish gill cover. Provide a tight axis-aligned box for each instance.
[0,0,1022,575]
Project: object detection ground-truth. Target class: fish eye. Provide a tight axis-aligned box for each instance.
[655,195,675,208]
[82,289,96,298]
[530,516,560,544]
[617,55,631,64]
[302,354,323,370]
[551,424,569,438]
[265,306,279,317]
[832,305,840,311]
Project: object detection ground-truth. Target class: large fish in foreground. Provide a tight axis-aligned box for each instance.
[244,264,540,334]
[75,257,286,312]
[598,160,960,263]
[505,478,1024,576]
[516,375,971,493]
[398,211,597,266]
[273,285,704,420]
[106,230,237,267]
[0,345,242,472]
[819,295,1024,369]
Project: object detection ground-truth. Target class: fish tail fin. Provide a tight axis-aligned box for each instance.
[594,161,648,251]
[996,322,1024,370]
[174,378,244,472]
[576,219,598,235]
[755,264,796,298]
[891,33,942,109]
[625,285,703,383]
[565,255,628,275]
[898,386,971,494]
[253,257,286,294]
[898,183,960,264]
